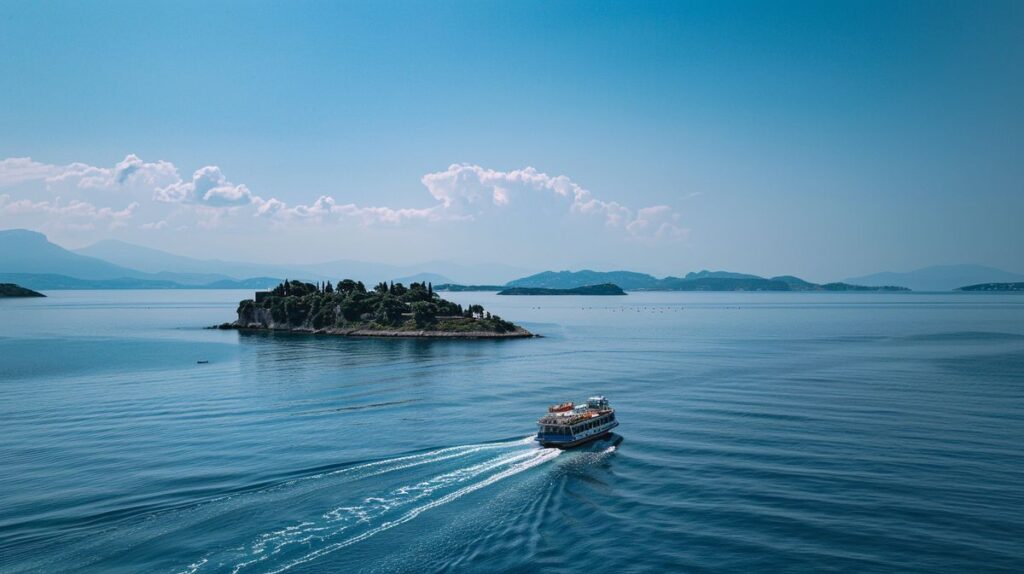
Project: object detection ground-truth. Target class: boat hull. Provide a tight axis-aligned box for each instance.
[537,421,619,449]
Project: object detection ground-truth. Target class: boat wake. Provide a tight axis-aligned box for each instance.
[177,437,562,574]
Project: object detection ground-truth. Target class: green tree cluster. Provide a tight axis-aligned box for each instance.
[238,279,517,333]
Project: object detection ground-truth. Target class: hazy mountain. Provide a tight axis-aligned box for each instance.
[0,230,281,288]
[75,239,327,281]
[654,276,791,291]
[506,270,660,290]
[770,275,819,290]
[390,272,454,285]
[0,273,280,290]
[683,270,763,281]
[0,229,146,280]
[403,261,534,286]
[75,238,531,285]
[844,265,1024,292]
[502,268,910,292]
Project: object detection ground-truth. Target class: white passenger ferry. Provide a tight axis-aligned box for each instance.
[536,396,618,448]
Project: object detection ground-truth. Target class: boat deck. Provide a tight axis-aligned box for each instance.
[537,408,613,426]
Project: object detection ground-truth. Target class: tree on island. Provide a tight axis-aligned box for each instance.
[237,279,519,335]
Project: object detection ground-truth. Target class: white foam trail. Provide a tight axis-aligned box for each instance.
[177,438,537,539]
[264,448,562,574]
[197,438,541,574]
[302,436,535,483]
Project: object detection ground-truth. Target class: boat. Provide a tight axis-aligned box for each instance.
[536,396,618,448]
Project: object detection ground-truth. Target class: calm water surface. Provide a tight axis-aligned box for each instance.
[1,290,1023,573]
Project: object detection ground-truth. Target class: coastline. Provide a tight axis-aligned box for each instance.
[217,323,535,339]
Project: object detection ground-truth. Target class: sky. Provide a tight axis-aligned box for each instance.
[1,0,1021,282]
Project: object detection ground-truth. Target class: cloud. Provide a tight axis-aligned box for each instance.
[255,194,442,225]
[0,158,61,186]
[37,154,178,190]
[419,163,686,238]
[155,165,255,206]
[626,205,688,240]
[0,154,688,241]
[0,193,138,229]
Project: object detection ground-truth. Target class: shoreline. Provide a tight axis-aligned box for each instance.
[216,323,536,339]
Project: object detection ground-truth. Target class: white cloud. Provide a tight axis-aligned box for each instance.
[0,158,61,186]
[256,194,441,225]
[43,155,178,190]
[419,163,686,239]
[0,193,137,229]
[154,165,255,206]
[0,155,688,241]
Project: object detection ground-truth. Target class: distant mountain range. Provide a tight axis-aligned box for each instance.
[0,230,280,289]
[73,238,528,286]
[0,229,532,290]
[501,269,908,292]
[2,228,1020,292]
[844,265,1024,292]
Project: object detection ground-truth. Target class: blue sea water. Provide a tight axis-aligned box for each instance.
[1,290,1023,573]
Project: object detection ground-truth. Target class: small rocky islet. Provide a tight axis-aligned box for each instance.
[0,283,45,297]
[219,279,533,338]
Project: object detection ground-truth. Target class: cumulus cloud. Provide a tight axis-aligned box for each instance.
[0,154,688,241]
[40,154,178,190]
[155,165,255,206]
[419,163,686,238]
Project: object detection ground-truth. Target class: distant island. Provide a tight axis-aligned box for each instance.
[956,282,1024,292]
[0,283,45,298]
[17,229,1024,293]
[221,279,533,338]
[497,283,626,296]
[434,284,505,292]
[439,270,911,293]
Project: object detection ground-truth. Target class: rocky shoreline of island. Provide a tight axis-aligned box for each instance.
[217,323,534,338]
[0,283,45,297]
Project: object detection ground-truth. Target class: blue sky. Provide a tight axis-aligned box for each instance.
[1,1,1021,281]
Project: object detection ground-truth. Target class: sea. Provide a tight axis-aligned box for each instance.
[1,290,1022,573]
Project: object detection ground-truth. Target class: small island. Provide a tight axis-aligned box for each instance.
[221,279,533,338]
[0,283,45,297]
[956,282,1024,292]
[497,283,627,296]
[433,284,505,292]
